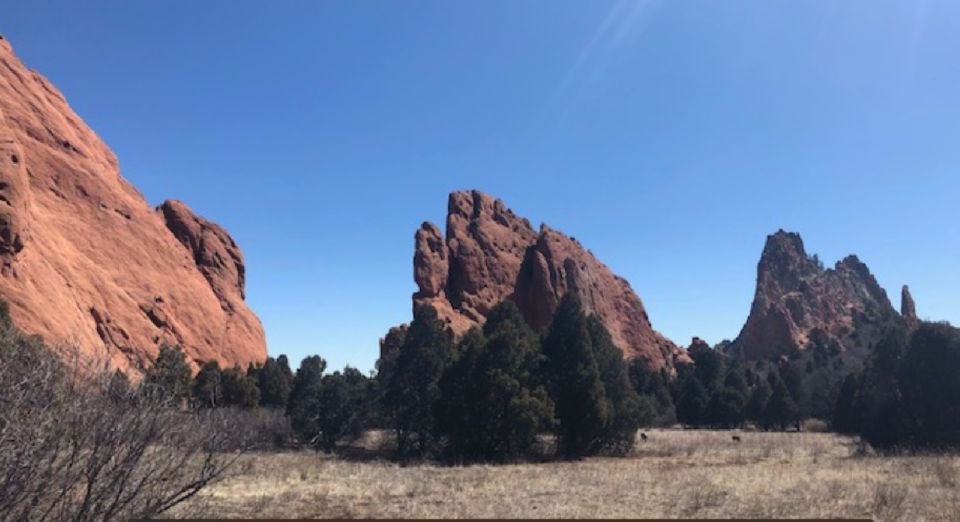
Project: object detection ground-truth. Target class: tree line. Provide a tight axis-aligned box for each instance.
[132,297,960,460]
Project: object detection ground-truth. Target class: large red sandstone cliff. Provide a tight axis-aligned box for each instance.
[0,36,266,372]
[727,230,901,361]
[413,190,689,369]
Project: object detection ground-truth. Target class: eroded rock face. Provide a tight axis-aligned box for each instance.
[159,200,246,310]
[412,190,689,369]
[0,37,266,372]
[727,230,898,361]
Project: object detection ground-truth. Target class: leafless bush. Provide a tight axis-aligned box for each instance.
[870,483,908,522]
[0,326,245,521]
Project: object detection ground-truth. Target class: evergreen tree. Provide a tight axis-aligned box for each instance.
[856,327,909,449]
[436,301,554,461]
[287,355,327,444]
[897,322,960,448]
[254,356,293,408]
[691,346,726,393]
[542,293,610,458]
[832,373,860,434]
[434,328,486,459]
[627,359,676,426]
[744,380,771,427]
[221,365,260,408]
[587,315,641,455]
[382,305,453,457]
[313,367,373,452]
[778,362,809,419]
[143,344,192,405]
[707,387,747,428]
[193,360,223,408]
[676,375,708,427]
[763,379,799,431]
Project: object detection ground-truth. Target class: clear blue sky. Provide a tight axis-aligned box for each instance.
[5,1,958,372]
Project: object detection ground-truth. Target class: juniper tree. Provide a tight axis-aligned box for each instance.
[382,305,453,457]
[542,293,610,458]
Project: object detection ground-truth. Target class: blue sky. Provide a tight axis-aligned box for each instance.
[5,1,958,372]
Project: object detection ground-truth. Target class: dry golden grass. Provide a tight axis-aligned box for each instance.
[172,430,960,520]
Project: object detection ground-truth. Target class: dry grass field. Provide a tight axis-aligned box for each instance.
[172,430,960,520]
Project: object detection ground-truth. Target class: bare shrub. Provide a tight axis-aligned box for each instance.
[870,483,908,522]
[0,325,245,521]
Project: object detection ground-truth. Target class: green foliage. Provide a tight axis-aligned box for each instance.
[587,315,642,455]
[707,387,747,428]
[763,378,800,431]
[144,344,192,404]
[691,346,726,393]
[382,305,453,457]
[676,375,708,427]
[251,356,293,408]
[855,327,909,449]
[832,373,860,434]
[628,359,676,426]
[896,322,960,448]
[312,367,374,452]
[542,294,610,458]
[435,301,554,462]
[221,366,260,408]
[193,361,223,408]
[744,380,770,426]
[287,355,327,442]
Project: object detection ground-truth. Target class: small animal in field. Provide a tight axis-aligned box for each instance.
[732,435,742,443]
[640,432,648,442]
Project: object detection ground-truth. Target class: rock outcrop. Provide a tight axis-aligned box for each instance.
[0,36,266,372]
[727,230,898,361]
[413,190,689,369]
[901,285,918,327]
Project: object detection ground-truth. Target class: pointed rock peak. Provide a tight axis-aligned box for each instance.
[902,285,918,323]
[730,230,897,361]
[763,229,806,255]
[411,190,684,369]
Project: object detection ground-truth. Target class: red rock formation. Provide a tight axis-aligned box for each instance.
[0,36,266,372]
[413,190,688,369]
[728,230,898,360]
[901,285,918,327]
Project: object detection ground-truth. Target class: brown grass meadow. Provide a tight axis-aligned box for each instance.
[172,429,960,520]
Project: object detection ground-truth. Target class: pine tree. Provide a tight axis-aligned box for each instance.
[221,365,260,408]
[313,367,373,452]
[436,301,554,462]
[676,375,708,427]
[763,379,799,431]
[382,305,453,457]
[254,356,293,408]
[287,355,327,444]
[587,315,641,455]
[897,322,960,448]
[144,344,192,405]
[542,293,610,458]
[832,373,860,434]
[744,380,771,427]
[193,360,223,408]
